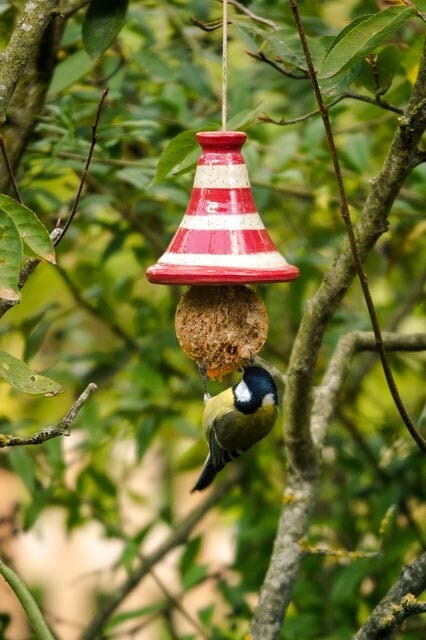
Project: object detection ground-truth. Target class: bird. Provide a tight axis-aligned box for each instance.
[191,365,279,492]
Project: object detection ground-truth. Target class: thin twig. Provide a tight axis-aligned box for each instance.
[259,95,346,126]
[343,89,404,115]
[247,50,307,80]
[190,17,224,32]
[289,0,426,454]
[0,134,23,202]
[218,0,278,29]
[0,557,57,640]
[61,1,91,21]
[0,383,97,448]
[343,268,426,402]
[79,467,243,640]
[149,569,209,639]
[257,91,403,127]
[54,88,109,247]
[401,0,426,22]
[312,331,426,447]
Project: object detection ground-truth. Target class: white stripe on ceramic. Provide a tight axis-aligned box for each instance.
[159,252,289,268]
[193,164,250,189]
[180,213,265,230]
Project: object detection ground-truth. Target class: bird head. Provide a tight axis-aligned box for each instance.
[232,366,278,415]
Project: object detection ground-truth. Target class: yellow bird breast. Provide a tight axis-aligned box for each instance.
[202,388,278,452]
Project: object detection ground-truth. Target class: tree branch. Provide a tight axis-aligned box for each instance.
[289,1,425,453]
[312,331,426,446]
[344,268,426,401]
[0,0,59,125]
[0,383,97,448]
[353,552,426,640]
[252,32,426,640]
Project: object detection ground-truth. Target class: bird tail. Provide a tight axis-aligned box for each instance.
[191,453,220,492]
[191,442,241,492]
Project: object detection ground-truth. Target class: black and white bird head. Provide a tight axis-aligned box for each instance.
[232,366,278,415]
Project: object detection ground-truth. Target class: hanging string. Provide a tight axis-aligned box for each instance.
[222,0,228,131]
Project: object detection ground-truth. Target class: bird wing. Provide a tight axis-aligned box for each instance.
[191,424,234,493]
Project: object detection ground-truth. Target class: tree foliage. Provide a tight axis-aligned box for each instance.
[0,1,425,639]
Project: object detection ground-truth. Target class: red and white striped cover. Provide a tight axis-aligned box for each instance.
[146,131,299,284]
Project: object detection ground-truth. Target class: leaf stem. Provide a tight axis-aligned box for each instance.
[0,558,57,640]
[289,0,426,454]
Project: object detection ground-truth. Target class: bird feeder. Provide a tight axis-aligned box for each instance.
[146,131,299,285]
[146,131,299,379]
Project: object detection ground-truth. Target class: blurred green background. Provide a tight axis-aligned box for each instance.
[0,1,424,638]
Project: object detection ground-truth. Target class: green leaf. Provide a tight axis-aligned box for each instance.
[105,603,165,630]
[155,130,201,182]
[154,107,263,183]
[226,104,265,131]
[0,350,62,396]
[264,28,328,71]
[198,604,214,627]
[87,467,117,497]
[48,50,95,96]
[320,61,363,96]
[116,167,151,191]
[23,488,55,530]
[0,6,14,48]
[8,448,36,493]
[180,536,202,577]
[118,525,153,572]
[179,536,208,591]
[0,207,22,302]
[0,195,55,264]
[135,415,160,461]
[320,6,417,79]
[330,559,372,603]
[82,0,129,58]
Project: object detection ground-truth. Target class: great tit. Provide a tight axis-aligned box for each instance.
[191,366,278,492]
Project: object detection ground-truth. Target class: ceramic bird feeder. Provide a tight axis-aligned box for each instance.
[146,130,299,379]
[146,131,299,285]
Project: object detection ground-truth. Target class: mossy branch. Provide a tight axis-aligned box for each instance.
[0,0,59,125]
[353,552,426,640]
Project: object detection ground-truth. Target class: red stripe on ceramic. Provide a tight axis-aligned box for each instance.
[146,262,300,285]
[197,151,245,165]
[196,131,247,166]
[186,188,257,215]
[167,228,277,255]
